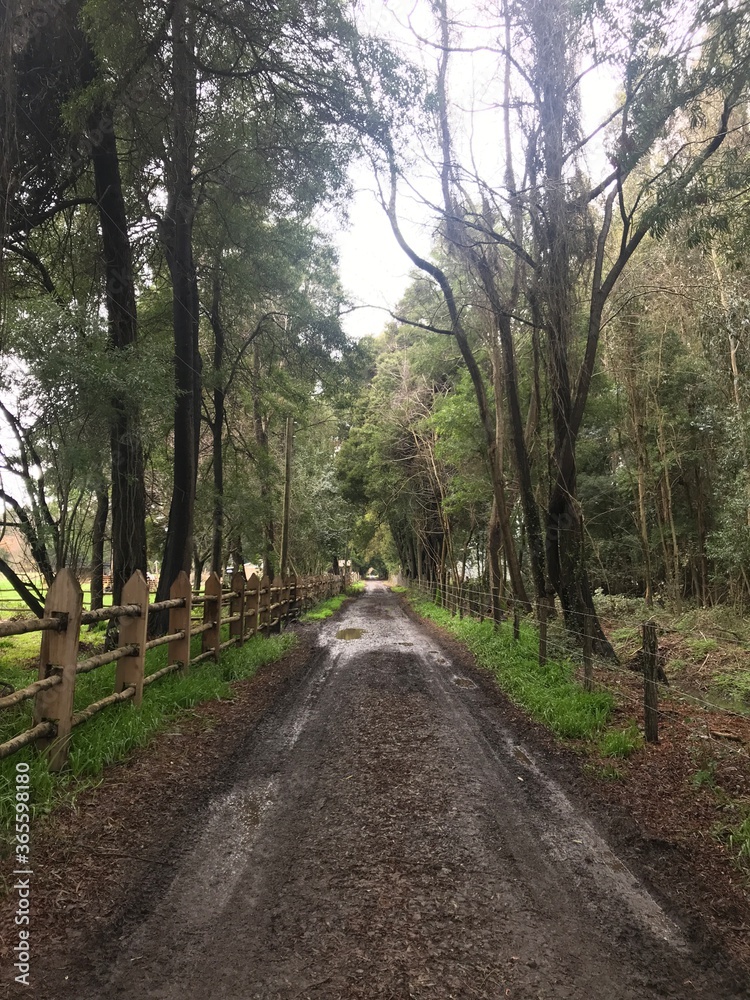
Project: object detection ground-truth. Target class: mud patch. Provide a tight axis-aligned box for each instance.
[336,627,364,640]
[451,675,476,689]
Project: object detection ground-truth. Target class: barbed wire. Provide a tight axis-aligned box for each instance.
[407,579,750,743]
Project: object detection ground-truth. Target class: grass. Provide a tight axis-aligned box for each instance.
[0,580,362,850]
[0,629,295,847]
[598,723,643,759]
[691,760,718,790]
[299,585,361,622]
[583,761,625,781]
[727,811,750,867]
[410,594,614,740]
[390,585,408,594]
[685,637,720,660]
[713,669,750,706]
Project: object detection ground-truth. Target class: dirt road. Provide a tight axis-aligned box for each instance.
[49,584,744,999]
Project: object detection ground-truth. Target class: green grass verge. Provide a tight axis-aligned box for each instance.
[299,586,361,622]
[0,630,295,848]
[389,585,408,594]
[410,594,614,740]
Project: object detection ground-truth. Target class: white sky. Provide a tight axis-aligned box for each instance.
[333,0,618,340]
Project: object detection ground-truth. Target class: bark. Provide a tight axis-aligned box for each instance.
[193,545,207,590]
[280,415,294,577]
[209,273,225,575]
[88,108,148,608]
[89,484,108,612]
[253,346,275,579]
[487,499,504,625]
[526,0,615,656]
[156,0,200,616]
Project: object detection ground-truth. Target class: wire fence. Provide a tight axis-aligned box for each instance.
[406,577,750,755]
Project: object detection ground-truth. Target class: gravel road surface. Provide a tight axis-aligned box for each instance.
[54,584,745,999]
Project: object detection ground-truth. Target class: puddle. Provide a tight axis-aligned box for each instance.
[336,628,365,640]
[513,746,531,765]
[452,675,477,689]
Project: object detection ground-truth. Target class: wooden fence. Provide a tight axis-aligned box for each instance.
[0,568,346,770]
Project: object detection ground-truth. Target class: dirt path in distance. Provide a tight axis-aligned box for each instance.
[12,584,748,999]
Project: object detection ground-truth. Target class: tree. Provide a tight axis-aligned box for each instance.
[357,0,750,651]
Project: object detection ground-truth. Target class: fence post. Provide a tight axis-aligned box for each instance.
[259,574,271,634]
[168,571,192,674]
[33,569,83,771]
[288,575,298,622]
[270,576,282,632]
[583,610,593,693]
[643,620,659,743]
[202,572,222,661]
[538,595,550,667]
[246,573,260,638]
[513,603,520,641]
[116,570,149,704]
[230,570,246,647]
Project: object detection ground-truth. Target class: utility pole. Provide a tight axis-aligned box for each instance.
[280,416,294,577]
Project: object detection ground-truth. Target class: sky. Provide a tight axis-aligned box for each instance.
[331,0,619,341]
[332,1,440,340]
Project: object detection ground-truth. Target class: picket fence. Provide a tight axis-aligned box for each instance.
[0,568,346,770]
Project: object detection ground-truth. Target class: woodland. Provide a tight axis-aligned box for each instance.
[1,0,750,653]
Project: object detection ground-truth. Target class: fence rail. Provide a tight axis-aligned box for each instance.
[0,568,349,770]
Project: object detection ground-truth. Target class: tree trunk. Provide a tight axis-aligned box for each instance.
[528,0,615,658]
[253,346,275,579]
[90,484,108,612]
[487,499,504,624]
[0,557,44,618]
[193,546,206,590]
[280,415,294,577]
[88,105,148,608]
[155,0,200,617]
[209,273,225,575]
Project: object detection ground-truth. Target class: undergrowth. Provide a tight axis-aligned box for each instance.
[410,595,613,739]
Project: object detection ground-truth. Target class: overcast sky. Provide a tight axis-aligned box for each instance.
[332,0,617,340]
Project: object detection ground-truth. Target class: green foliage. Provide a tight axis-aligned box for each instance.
[610,626,640,644]
[410,595,614,739]
[713,670,750,706]
[685,638,719,660]
[299,592,351,621]
[584,761,625,782]
[727,812,750,868]
[691,760,718,790]
[598,724,644,759]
